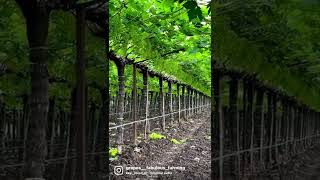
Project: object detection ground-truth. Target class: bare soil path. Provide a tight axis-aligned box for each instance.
[110,113,211,180]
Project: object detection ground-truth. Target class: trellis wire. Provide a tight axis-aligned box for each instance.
[212,134,320,161]
[109,104,210,130]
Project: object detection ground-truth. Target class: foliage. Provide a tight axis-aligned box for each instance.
[170,138,183,144]
[109,147,119,158]
[110,0,211,96]
[149,132,166,140]
[0,0,105,110]
[211,0,320,110]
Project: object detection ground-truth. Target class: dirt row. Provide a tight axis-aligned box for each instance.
[255,144,320,180]
[109,113,211,180]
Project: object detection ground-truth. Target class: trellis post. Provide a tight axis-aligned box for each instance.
[286,100,291,160]
[213,70,223,180]
[190,88,192,116]
[289,100,294,156]
[132,64,137,145]
[272,94,278,163]
[275,94,282,162]
[75,7,87,180]
[182,85,186,119]
[279,97,285,157]
[142,68,149,139]
[247,81,254,172]
[197,91,199,114]
[299,106,304,152]
[228,74,240,178]
[255,86,264,170]
[188,87,191,117]
[168,80,173,125]
[187,87,190,117]
[159,77,165,131]
[196,91,199,112]
[292,104,298,154]
[177,83,181,124]
[194,90,197,114]
[192,89,194,115]
[200,92,202,111]
[242,80,248,165]
[266,92,274,165]
[193,89,195,115]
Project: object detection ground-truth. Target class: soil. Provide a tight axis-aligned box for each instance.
[256,144,320,180]
[109,113,211,180]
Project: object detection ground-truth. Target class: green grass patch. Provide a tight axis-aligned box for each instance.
[170,138,187,144]
[170,138,181,144]
[109,147,118,158]
[149,132,166,140]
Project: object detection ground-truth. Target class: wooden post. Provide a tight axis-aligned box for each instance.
[132,64,137,145]
[297,106,302,151]
[306,109,309,147]
[286,101,291,160]
[143,69,149,139]
[228,75,239,178]
[149,91,154,116]
[159,77,165,131]
[304,108,307,149]
[48,98,56,159]
[272,95,278,163]
[0,103,4,149]
[177,84,181,124]
[242,80,247,165]
[282,99,288,157]
[168,81,173,125]
[299,106,304,152]
[182,85,186,119]
[191,89,194,115]
[199,93,202,112]
[276,96,282,160]
[195,91,198,114]
[188,87,191,117]
[289,102,294,156]
[213,70,223,180]
[19,96,27,161]
[247,81,254,172]
[266,92,274,165]
[193,89,195,115]
[190,88,193,115]
[279,98,285,156]
[255,87,264,169]
[194,90,197,114]
[292,105,297,154]
[105,8,110,171]
[75,7,87,180]
[196,91,199,114]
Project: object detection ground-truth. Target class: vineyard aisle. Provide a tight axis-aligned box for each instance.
[110,112,211,179]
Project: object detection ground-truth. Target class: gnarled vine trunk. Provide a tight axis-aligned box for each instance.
[115,62,125,153]
[15,1,50,178]
[95,88,108,170]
